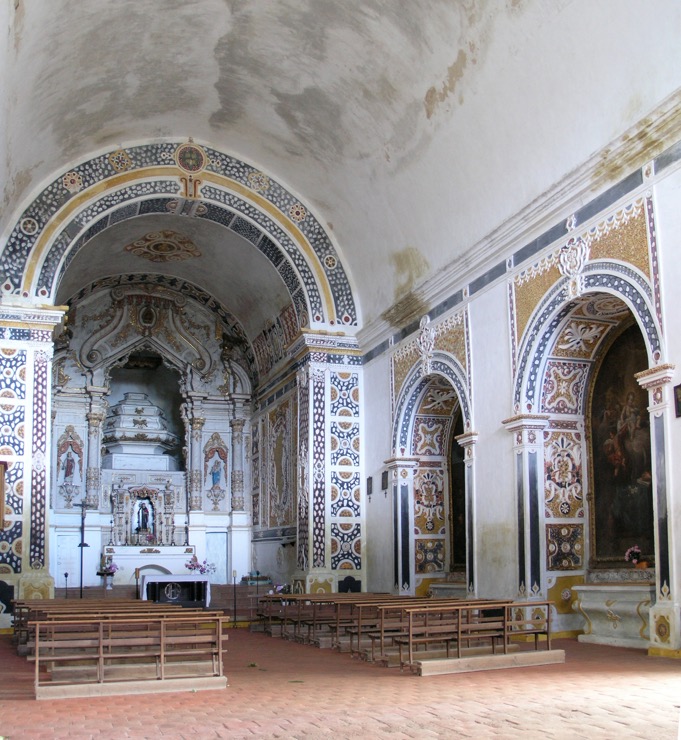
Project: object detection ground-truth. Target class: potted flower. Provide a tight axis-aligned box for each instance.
[185,555,216,575]
[98,557,119,589]
[624,545,649,569]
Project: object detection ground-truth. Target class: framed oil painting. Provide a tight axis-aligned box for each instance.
[590,324,654,564]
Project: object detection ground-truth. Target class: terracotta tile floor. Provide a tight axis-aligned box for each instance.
[1,629,680,739]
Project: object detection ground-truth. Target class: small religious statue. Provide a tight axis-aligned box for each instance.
[62,450,76,483]
[210,458,222,489]
[137,501,150,531]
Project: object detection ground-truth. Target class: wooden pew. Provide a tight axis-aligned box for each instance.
[12,599,191,654]
[29,610,230,699]
[394,600,554,672]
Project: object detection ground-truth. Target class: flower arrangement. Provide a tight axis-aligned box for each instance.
[185,555,216,575]
[100,556,119,575]
[624,545,642,564]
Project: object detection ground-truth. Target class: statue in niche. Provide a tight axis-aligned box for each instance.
[61,450,76,483]
[210,458,222,489]
[138,502,150,530]
[134,498,154,543]
[57,437,83,508]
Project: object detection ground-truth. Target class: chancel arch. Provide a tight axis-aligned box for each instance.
[0,139,365,604]
[1,140,358,330]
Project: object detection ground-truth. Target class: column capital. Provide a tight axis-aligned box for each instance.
[501,414,551,432]
[230,417,245,433]
[635,363,675,390]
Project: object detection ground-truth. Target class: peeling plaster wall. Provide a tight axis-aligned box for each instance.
[3,1,680,331]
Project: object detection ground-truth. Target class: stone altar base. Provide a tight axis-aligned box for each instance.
[572,582,655,649]
[103,545,196,584]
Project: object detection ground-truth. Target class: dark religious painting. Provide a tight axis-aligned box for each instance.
[591,324,654,564]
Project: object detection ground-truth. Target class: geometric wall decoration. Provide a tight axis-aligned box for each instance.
[415,538,445,573]
[329,370,361,573]
[541,360,590,414]
[546,523,583,570]
[413,416,448,456]
[414,467,446,534]
[544,431,584,519]
[330,522,361,570]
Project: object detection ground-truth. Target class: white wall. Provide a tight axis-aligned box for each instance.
[362,351,396,593]
[468,282,517,598]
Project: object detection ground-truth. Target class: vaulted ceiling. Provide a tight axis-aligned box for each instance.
[2,1,680,346]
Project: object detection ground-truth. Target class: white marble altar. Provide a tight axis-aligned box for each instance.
[572,582,655,649]
[102,545,196,584]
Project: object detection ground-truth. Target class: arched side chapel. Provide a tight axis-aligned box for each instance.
[366,186,680,653]
[0,136,680,656]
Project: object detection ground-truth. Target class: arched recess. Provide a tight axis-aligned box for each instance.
[512,261,668,607]
[0,140,358,330]
[390,351,475,596]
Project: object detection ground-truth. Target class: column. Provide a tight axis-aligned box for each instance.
[0,304,65,604]
[189,416,205,511]
[85,404,105,508]
[502,414,550,598]
[385,457,419,595]
[230,418,245,511]
[229,417,250,580]
[454,431,478,596]
[635,364,680,653]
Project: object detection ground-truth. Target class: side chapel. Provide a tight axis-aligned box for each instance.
[1,1,681,658]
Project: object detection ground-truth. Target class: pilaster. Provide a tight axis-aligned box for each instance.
[502,414,551,598]
[635,363,680,652]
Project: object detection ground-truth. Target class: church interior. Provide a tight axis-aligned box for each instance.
[1,0,681,665]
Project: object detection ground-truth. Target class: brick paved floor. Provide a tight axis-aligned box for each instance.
[1,629,680,739]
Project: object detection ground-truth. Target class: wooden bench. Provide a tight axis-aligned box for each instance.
[12,599,194,654]
[29,611,230,699]
[396,600,554,672]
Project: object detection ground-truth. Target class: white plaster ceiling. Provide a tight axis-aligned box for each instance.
[55,215,290,339]
[2,0,681,341]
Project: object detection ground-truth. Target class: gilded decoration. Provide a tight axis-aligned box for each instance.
[309,578,333,593]
[547,575,584,616]
[512,255,561,347]
[392,343,419,407]
[433,312,466,371]
[512,197,651,355]
[544,431,583,519]
[124,230,201,263]
[418,381,459,416]
[654,614,671,644]
[546,523,583,570]
[587,199,649,278]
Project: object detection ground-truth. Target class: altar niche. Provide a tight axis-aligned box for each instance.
[111,484,176,547]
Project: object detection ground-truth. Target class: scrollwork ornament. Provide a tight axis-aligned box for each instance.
[418,315,435,376]
[558,237,589,299]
